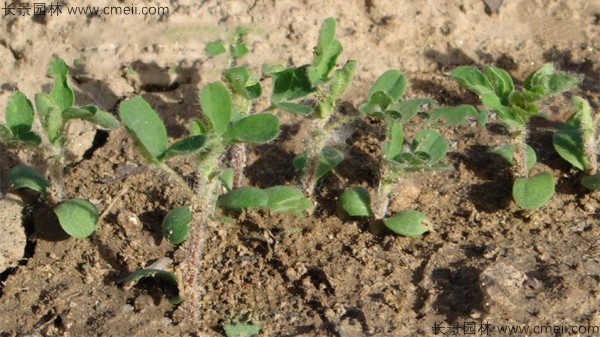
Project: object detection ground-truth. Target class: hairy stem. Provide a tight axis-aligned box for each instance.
[581,104,597,175]
[512,127,528,178]
[159,163,194,197]
[373,165,396,220]
[231,143,246,188]
[49,147,65,202]
[302,118,328,201]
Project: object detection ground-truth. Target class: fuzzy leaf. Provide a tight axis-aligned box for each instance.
[205,40,226,56]
[385,122,404,160]
[582,173,600,190]
[224,323,261,337]
[78,106,119,129]
[264,186,312,216]
[34,93,63,143]
[219,169,234,191]
[224,113,279,143]
[119,96,168,164]
[48,58,74,110]
[366,70,407,103]
[309,18,342,84]
[53,198,99,238]
[6,92,34,137]
[200,82,232,136]
[427,104,479,126]
[224,66,251,98]
[7,164,50,194]
[450,66,495,96]
[383,210,430,237]
[480,93,524,129]
[484,66,514,102]
[513,172,555,209]
[274,102,313,115]
[411,129,448,163]
[553,126,585,171]
[218,187,268,209]
[162,206,191,245]
[489,143,537,173]
[271,66,314,103]
[164,135,207,158]
[387,98,436,122]
[339,187,371,217]
[329,61,356,103]
[315,146,344,180]
[189,119,207,135]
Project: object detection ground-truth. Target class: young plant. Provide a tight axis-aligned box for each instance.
[451,63,580,209]
[265,18,357,204]
[339,70,480,236]
[119,79,311,322]
[553,97,600,189]
[1,57,119,238]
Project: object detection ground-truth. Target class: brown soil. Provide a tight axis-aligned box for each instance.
[1,1,599,336]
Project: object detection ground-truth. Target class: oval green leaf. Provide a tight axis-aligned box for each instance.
[513,172,555,209]
[119,96,168,164]
[553,126,585,171]
[450,66,495,96]
[7,164,50,194]
[411,129,448,163]
[164,135,207,159]
[367,70,407,102]
[224,113,280,143]
[264,186,312,217]
[385,122,404,160]
[383,210,430,237]
[427,104,479,127]
[200,82,232,136]
[53,198,99,238]
[48,57,74,111]
[275,102,313,115]
[205,40,226,57]
[162,206,191,245]
[582,173,600,190]
[34,93,63,143]
[6,91,34,136]
[484,66,514,102]
[224,323,261,337]
[339,187,371,217]
[315,146,344,180]
[218,187,268,209]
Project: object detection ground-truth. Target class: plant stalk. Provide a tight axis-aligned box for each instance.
[580,102,598,175]
[231,143,246,188]
[512,127,529,178]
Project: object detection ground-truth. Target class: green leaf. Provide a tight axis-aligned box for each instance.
[218,187,268,209]
[7,164,50,194]
[53,198,99,238]
[309,18,342,84]
[524,63,581,96]
[230,41,249,59]
[293,152,308,173]
[205,40,226,56]
[6,92,34,136]
[164,135,207,158]
[315,146,344,180]
[366,70,407,103]
[78,106,120,129]
[271,66,314,103]
[489,143,537,173]
[524,63,555,90]
[34,93,63,143]
[224,66,251,98]
[0,124,13,142]
[119,96,168,164]
[62,107,93,120]
[200,82,232,136]
[339,187,371,217]
[480,93,523,129]
[411,129,448,163]
[427,104,479,127]
[17,131,41,145]
[383,210,430,237]
[189,119,207,135]
[553,125,585,171]
[513,172,555,209]
[124,265,181,303]
[264,186,312,216]
[385,122,404,160]
[224,113,279,143]
[329,60,356,102]
[484,66,514,103]
[224,323,261,337]
[387,98,436,122]
[581,173,600,190]
[450,66,495,96]
[219,169,234,191]
[47,58,74,110]
[274,102,313,115]
[162,206,191,245]
[262,64,286,76]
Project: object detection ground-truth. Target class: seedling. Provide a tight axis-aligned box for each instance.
[120,78,310,322]
[553,97,600,189]
[451,63,580,209]
[339,70,480,236]
[1,57,119,238]
[262,18,357,205]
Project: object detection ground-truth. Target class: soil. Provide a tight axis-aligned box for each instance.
[1,0,599,336]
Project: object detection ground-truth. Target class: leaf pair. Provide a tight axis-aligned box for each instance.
[218,186,312,217]
[293,146,344,181]
[7,164,98,238]
[0,92,41,145]
[338,187,430,237]
[387,127,449,172]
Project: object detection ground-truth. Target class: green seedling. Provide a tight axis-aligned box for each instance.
[264,18,357,204]
[223,322,261,337]
[120,77,310,322]
[553,97,600,189]
[451,63,580,208]
[339,70,479,236]
[1,57,117,238]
